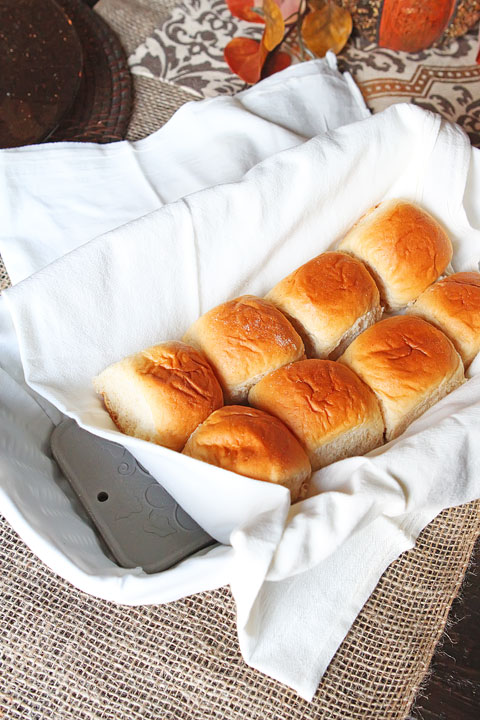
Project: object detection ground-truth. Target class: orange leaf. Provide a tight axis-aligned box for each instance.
[226,0,265,23]
[301,2,352,57]
[224,37,268,83]
[263,0,285,51]
[262,49,292,78]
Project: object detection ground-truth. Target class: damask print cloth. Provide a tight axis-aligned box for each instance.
[4,104,480,700]
[126,0,480,147]
[340,30,480,148]
[128,0,263,96]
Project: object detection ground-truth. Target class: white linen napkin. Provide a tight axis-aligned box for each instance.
[0,55,366,595]
[0,56,371,694]
[4,102,480,700]
[0,55,368,285]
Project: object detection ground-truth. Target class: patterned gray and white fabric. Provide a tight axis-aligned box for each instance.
[101,0,480,146]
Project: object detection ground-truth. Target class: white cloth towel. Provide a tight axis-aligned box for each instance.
[0,55,367,285]
[2,59,480,701]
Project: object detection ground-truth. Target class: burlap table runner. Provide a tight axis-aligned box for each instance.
[1,2,480,718]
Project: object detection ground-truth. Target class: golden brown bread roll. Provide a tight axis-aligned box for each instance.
[407,271,480,369]
[338,200,453,310]
[182,405,311,502]
[338,315,465,441]
[266,251,382,359]
[93,342,223,451]
[248,359,384,471]
[182,295,305,403]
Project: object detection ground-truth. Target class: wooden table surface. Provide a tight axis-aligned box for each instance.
[409,537,480,720]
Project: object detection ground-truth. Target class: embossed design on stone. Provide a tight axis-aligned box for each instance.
[114,494,143,521]
[144,484,167,509]
[143,509,177,538]
[175,503,200,532]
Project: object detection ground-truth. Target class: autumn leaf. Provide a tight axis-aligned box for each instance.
[301,2,352,56]
[224,37,268,83]
[262,49,292,77]
[225,1,294,83]
[276,0,302,24]
[226,0,301,25]
[226,0,265,23]
[262,0,285,50]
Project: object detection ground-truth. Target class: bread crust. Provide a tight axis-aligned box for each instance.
[407,272,480,368]
[338,315,465,440]
[183,405,311,502]
[266,251,382,358]
[248,359,384,470]
[93,342,223,451]
[338,200,453,310]
[183,295,305,403]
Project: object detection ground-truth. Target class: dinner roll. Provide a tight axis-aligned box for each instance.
[407,272,480,369]
[338,200,453,310]
[182,406,311,502]
[182,295,305,403]
[93,342,223,451]
[266,251,382,359]
[248,359,384,471]
[338,316,465,441]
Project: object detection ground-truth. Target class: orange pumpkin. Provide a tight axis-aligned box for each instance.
[338,0,480,51]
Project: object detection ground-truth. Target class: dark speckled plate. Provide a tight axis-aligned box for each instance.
[50,0,133,144]
[0,0,83,148]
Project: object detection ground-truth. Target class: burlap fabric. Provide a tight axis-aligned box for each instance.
[1,3,480,718]
[1,498,479,718]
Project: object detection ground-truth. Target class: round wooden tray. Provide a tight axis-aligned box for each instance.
[0,0,83,148]
[51,0,133,143]
[0,0,132,148]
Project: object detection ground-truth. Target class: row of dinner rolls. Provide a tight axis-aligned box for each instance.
[94,200,480,502]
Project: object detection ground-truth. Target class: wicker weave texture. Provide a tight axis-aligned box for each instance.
[96,0,181,56]
[127,75,196,140]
